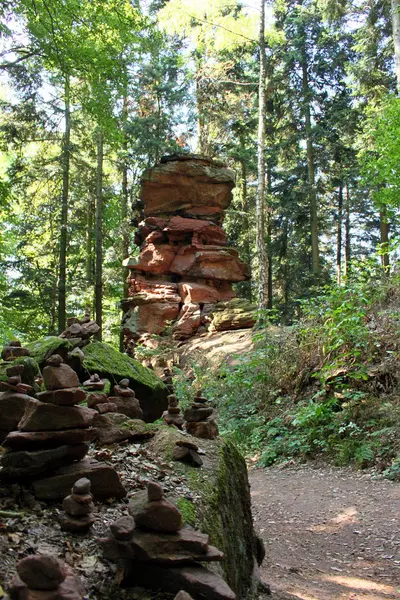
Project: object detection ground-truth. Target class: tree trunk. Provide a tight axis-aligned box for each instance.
[256,0,269,313]
[392,0,400,92]
[195,52,209,154]
[344,183,351,276]
[380,206,390,271]
[301,47,320,276]
[120,96,130,351]
[266,163,273,309]
[95,129,104,340]
[86,194,94,283]
[337,183,343,285]
[240,158,252,300]
[58,74,70,333]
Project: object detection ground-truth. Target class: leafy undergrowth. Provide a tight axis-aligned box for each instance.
[174,263,400,478]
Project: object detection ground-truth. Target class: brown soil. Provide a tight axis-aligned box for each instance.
[250,464,400,600]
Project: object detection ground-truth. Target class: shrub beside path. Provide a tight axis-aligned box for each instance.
[250,464,400,600]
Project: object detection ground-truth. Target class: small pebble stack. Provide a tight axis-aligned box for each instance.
[172,439,203,467]
[84,373,116,413]
[7,554,83,600]
[59,313,100,348]
[162,393,184,429]
[108,378,143,419]
[162,367,174,394]
[59,477,95,533]
[184,391,219,439]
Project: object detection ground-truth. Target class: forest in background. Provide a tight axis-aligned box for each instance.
[1,0,400,345]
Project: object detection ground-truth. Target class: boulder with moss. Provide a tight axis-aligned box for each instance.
[210,299,257,332]
[82,342,168,422]
[147,427,262,599]
[0,356,40,386]
[27,337,73,366]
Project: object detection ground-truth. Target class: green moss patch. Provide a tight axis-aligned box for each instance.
[27,337,72,364]
[0,356,40,385]
[176,498,196,527]
[82,342,168,422]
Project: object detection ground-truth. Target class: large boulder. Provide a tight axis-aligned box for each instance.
[82,342,168,422]
[26,337,73,365]
[211,299,257,332]
[147,428,260,599]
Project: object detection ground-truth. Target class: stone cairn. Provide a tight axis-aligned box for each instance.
[172,439,203,468]
[60,477,95,533]
[84,373,116,414]
[59,313,100,347]
[1,356,126,501]
[162,393,184,429]
[184,391,219,440]
[8,554,83,600]
[1,339,30,361]
[108,378,143,419]
[121,154,250,351]
[99,481,235,600]
[162,367,174,393]
[0,363,35,443]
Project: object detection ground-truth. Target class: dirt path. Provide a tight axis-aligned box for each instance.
[249,465,400,600]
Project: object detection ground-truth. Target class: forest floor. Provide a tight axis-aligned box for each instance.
[250,464,400,600]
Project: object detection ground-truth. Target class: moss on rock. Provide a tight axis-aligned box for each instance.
[27,337,72,365]
[211,298,256,332]
[0,356,40,385]
[82,342,168,422]
[176,497,196,527]
[147,427,259,598]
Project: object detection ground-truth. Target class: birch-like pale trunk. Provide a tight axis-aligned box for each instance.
[392,0,400,91]
[95,129,104,340]
[58,74,70,333]
[256,0,269,313]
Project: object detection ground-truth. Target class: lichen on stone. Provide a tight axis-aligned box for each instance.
[27,336,72,364]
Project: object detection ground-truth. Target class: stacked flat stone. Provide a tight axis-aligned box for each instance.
[0,364,36,443]
[0,356,95,480]
[184,392,219,440]
[172,439,203,467]
[121,154,251,351]
[98,481,235,600]
[162,394,184,429]
[7,554,83,600]
[1,340,30,361]
[60,477,95,533]
[162,368,174,394]
[84,373,116,414]
[59,313,100,348]
[107,378,143,419]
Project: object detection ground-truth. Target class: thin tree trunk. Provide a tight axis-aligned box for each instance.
[380,206,390,271]
[392,0,400,92]
[58,74,70,333]
[95,129,104,340]
[266,163,273,309]
[344,183,351,276]
[120,95,130,351]
[256,0,269,313]
[86,193,94,282]
[195,53,208,154]
[337,183,343,285]
[301,47,320,275]
[240,158,252,300]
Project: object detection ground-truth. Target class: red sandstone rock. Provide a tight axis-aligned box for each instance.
[177,281,234,304]
[171,247,248,281]
[137,302,180,335]
[18,400,96,431]
[3,429,95,450]
[163,216,227,246]
[172,304,201,340]
[137,243,177,274]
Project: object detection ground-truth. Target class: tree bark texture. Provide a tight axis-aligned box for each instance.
[95,129,104,340]
[380,206,390,271]
[256,0,269,312]
[301,46,320,275]
[392,0,400,92]
[336,183,343,285]
[240,158,252,300]
[120,95,130,351]
[58,74,70,334]
[344,183,351,276]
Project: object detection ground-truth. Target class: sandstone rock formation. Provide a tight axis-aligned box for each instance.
[121,154,252,351]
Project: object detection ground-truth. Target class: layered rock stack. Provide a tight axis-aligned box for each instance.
[184,392,218,440]
[99,481,235,600]
[121,154,250,351]
[1,356,126,501]
[162,393,184,429]
[1,340,30,361]
[162,367,174,394]
[0,356,93,480]
[8,555,84,600]
[108,378,144,419]
[60,477,95,533]
[59,313,100,347]
[172,439,203,467]
[0,364,36,443]
[84,373,116,413]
